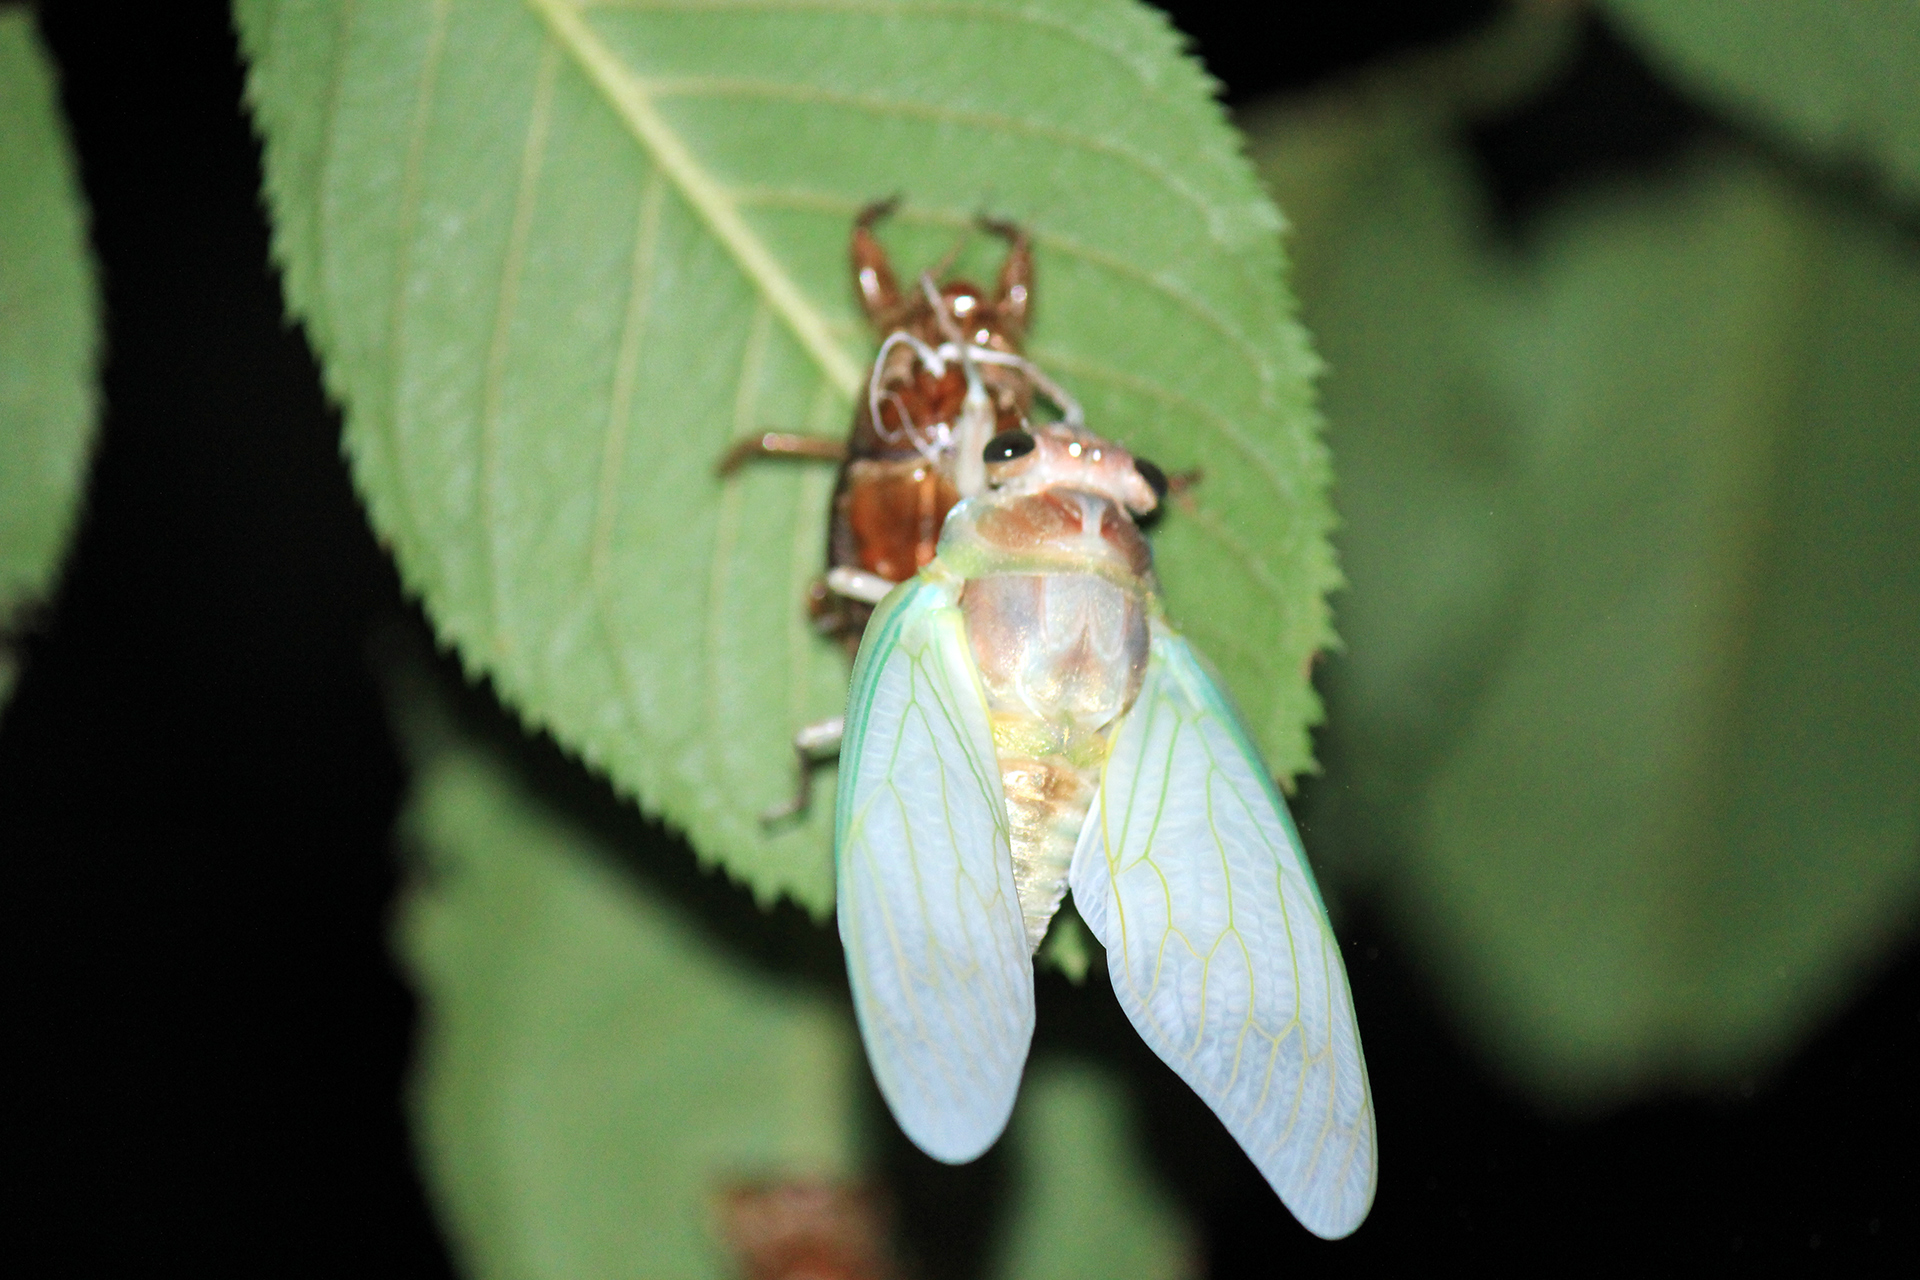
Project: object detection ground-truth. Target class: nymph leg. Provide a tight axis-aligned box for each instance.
[979,215,1031,337]
[715,432,847,477]
[760,715,845,823]
[852,197,903,326]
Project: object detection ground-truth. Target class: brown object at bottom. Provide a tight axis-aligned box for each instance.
[715,1180,897,1280]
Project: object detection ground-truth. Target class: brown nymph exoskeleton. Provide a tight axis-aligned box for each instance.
[719,201,1085,818]
[713,1180,896,1280]
[723,199,1083,648]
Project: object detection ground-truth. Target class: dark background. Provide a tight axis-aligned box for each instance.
[5,1,1914,1274]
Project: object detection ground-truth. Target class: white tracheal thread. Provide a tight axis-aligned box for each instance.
[861,284,1085,489]
[866,328,950,462]
[969,348,1084,427]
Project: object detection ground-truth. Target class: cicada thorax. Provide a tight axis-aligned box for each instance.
[813,214,1040,653]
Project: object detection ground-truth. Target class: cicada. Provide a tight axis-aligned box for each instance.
[723,202,1084,816]
[834,423,1377,1239]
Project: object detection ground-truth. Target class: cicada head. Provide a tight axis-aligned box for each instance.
[930,422,1163,589]
[978,422,1162,518]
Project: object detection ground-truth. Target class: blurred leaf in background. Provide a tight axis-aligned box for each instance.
[389,650,1196,1279]
[237,0,1333,914]
[1252,1,1920,1105]
[990,1060,1196,1280]
[1241,5,1573,874]
[1435,150,1920,1100]
[1604,0,1920,201]
[0,8,99,712]
[391,665,860,1279]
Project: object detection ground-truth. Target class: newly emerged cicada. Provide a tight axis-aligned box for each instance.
[835,423,1378,1239]
[722,203,1084,816]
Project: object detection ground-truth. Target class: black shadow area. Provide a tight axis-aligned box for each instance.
[5,2,450,1275]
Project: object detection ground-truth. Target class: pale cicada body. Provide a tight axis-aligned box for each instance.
[835,424,1377,1240]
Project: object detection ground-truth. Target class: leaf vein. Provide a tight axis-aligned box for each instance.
[381,0,452,569]
[650,75,1233,250]
[527,0,862,394]
[705,302,775,755]
[592,170,667,746]
[728,185,1272,372]
[786,378,843,733]
[1031,348,1287,496]
[579,0,1180,93]
[480,37,562,660]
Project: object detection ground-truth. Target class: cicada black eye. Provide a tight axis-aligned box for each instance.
[983,430,1036,463]
[1135,457,1170,500]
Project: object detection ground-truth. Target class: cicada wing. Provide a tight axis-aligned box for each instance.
[1070,628,1376,1239]
[835,578,1033,1164]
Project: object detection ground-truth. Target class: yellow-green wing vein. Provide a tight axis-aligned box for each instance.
[836,578,1032,1163]
[1070,624,1375,1238]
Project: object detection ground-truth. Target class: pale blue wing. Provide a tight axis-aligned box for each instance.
[1070,626,1376,1238]
[836,577,1033,1163]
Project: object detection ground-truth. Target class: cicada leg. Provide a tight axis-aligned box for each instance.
[760,715,844,824]
[715,432,847,477]
[808,580,870,660]
[764,560,905,822]
[824,566,893,605]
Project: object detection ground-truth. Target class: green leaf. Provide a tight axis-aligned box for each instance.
[0,9,98,709]
[1246,101,1524,887]
[989,1060,1196,1280]
[1604,0,1920,202]
[1421,151,1920,1102]
[392,681,861,1279]
[1250,59,1919,1102]
[237,0,1332,913]
[1236,0,1578,885]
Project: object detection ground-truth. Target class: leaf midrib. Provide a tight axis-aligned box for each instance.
[527,0,865,396]
[645,74,1226,229]
[532,0,1280,408]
